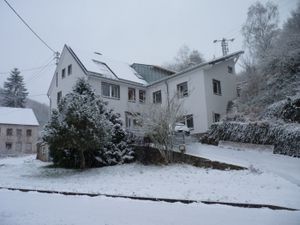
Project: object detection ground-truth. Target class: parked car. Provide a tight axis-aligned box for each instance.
[174,123,190,135]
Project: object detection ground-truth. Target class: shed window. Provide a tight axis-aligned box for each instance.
[17,129,22,136]
[26,129,32,137]
[5,142,12,150]
[6,128,13,136]
[153,90,162,104]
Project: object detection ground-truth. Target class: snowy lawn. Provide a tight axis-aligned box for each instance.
[0,153,299,209]
[0,189,299,225]
[186,143,300,186]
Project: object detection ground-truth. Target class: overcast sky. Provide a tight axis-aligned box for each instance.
[0,0,297,104]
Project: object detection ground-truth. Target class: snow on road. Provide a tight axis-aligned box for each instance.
[0,189,299,225]
[0,154,299,209]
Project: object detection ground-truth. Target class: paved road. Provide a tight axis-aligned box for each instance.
[0,189,299,225]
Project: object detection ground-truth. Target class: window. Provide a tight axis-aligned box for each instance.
[213,79,221,95]
[213,113,221,122]
[228,66,233,74]
[15,142,22,151]
[55,72,58,87]
[67,64,72,75]
[25,143,32,152]
[101,82,120,99]
[16,129,22,136]
[62,68,66,79]
[6,128,13,136]
[180,114,194,129]
[153,90,162,104]
[128,88,136,102]
[139,90,146,103]
[5,142,12,150]
[177,82,188,98]
[125,112,131,128]
[57,91,62,105]
[26,129,32,137]
[186,114,194,129]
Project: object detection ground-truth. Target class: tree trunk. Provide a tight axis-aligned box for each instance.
[79,149,85,169]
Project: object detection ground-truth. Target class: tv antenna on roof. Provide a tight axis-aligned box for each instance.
[213,38,234,56]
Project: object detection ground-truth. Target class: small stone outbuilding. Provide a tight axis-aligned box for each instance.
[0,107,39,156]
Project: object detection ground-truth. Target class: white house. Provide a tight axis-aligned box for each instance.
[0,107,39,156]
[47,45,243,135]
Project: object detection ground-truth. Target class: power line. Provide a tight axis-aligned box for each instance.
[0,54,55,75]
[25,58,55,82]
[3,0,56,53]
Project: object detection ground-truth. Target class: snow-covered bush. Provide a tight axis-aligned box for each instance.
[43,78,134,169]
[201,121,300,157]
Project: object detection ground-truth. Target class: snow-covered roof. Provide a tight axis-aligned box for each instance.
[0,107,39,126]
[67,46,148,85]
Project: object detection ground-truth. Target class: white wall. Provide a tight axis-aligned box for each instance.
[147,67,209,134]
[203,59,237,126]
[88,75,147,122]
[48,46,86,110]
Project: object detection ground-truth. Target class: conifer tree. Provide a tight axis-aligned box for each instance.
[43,78,134,169]
[3,68,28,108]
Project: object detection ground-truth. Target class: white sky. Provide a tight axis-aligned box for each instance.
[0,0,297,104]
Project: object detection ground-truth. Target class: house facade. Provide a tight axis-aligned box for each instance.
[48,45,243,135]
[0,107,39,156]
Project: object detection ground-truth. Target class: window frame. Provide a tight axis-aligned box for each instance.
[26,129,32,137]
[139,90,146,103]
[128,88,136,102]
[5,142,12,150]
[101,82,120,99]
[16,129,22,137]
[212,79,222,95]
[57,91,62,105]
[213,113,221,122]
[228,66,233,74]
[153,90,162,104]
[177,81,188,98]
[55,72,58,87]
[67,64,72,75]
[62,68,66,79]
[6,128,13,136]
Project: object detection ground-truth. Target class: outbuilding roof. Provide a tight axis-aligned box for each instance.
[0,107,39,126]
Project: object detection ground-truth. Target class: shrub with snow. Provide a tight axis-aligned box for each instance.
[201,121,300,157]
[43,78,134,169]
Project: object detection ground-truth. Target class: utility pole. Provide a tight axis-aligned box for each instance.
[213,38,234,56]
[54,51,60,65]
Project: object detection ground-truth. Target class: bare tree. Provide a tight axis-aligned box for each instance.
[165,45,205,72]
[136,94,185,163]
[241,1,279,65]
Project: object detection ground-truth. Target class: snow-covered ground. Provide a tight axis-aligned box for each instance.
[186,143,300,186]
[0,151,299,209]
[0,189,299,225]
